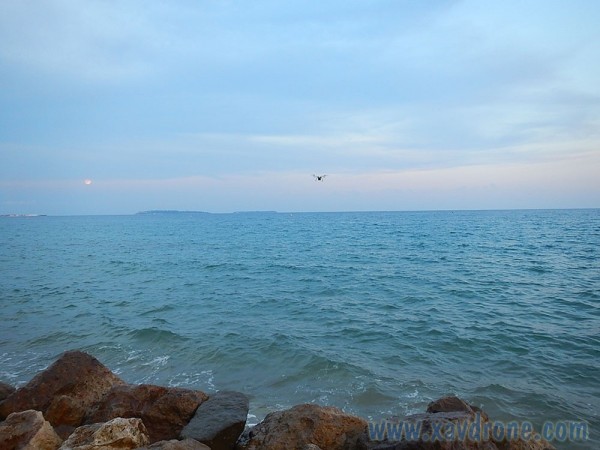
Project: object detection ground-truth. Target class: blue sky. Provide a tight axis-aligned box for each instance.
[1,0,599,214]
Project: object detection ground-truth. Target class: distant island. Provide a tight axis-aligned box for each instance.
[233,210,278,214]
[136,210,278,215]
[0,214,47,218]
[135,210,211,215]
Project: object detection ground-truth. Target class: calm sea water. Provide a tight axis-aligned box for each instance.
[0,210,598,448]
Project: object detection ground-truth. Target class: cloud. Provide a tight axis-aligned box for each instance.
[0,1,598,213]
[0,0,170,82]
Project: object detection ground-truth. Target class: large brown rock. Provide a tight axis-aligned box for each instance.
[0,409,63,450]
[59,417,149,450]
[0,350,125,434]
[0,381,16,401]
[236,403,367,450]
[180,390,249,450]
[85,384,208,443]
[138,439,212,449]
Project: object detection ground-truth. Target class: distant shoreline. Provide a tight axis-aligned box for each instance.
[135,210,279,215]
[1,208,598,218]
[0,214,47,218]
[135,210,212,215]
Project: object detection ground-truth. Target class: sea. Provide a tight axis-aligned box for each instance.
[0,209,598,448]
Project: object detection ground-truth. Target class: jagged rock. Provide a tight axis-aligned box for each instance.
[59,417,149,450]
[0,381,16,401]
[236,403,367,450]
[0,350,125,434]
[426,396,490,425]
[180,391,249,450]
[85,384,208,443]
[426,396,474,414]
[138,438,212,449]
[0,409,63,450]
[372,411,494,449]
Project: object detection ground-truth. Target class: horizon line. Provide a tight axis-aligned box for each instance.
[2,207,599,218]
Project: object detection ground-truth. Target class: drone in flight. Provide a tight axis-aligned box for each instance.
[312,174,327,182]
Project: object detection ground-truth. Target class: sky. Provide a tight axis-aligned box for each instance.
[1,0,599,215]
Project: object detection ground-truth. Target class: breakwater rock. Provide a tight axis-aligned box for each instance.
[0,350,555,450]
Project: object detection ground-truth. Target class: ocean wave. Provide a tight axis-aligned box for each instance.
[127,327,188,344]
[1,210,598,448]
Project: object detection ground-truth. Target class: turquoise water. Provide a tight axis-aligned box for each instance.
[0,210,598,448]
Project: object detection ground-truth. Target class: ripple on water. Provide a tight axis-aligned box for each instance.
[0,210,598,449]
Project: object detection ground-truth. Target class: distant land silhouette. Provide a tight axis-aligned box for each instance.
[135,210,278,215]
[0,214,47,217]
[135,210,211,215]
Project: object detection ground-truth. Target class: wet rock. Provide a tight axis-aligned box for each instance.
[0,381,16,402]
[0,350,125,431]
[425,396,490,425]
[138,438,212,449]
[426,396,475,414]
[181,391,249,450]
[0,409,63,450]
[86,384,208,443]
[236,403,367,450]
[59,417,149,450]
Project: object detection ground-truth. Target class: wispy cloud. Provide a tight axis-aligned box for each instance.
[0,1,166,82]
[1,0,598,213]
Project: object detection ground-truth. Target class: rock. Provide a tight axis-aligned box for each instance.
[0,350,125,433]
[138,438,212,449]
[426,396,489,423]
[236,403,367,450]
[0,409,63,450]
[180,391,249,450]
[393,411,492,449]
[85,384,208,443]
[0,381,16,401]
[426,396,474,414]
[59,417,149,450]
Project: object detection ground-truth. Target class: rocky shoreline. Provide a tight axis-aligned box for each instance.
[0,350,555,450]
